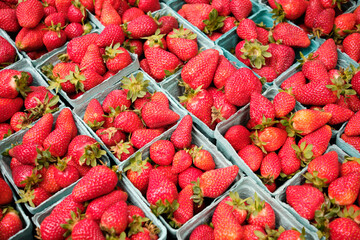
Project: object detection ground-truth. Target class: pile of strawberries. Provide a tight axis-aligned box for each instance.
[124,115,239,228]
[0,67,59,140]
[175,0,254,41]
[5,108,107,208]
[280,39,360,131]
[0,0,93,60]
[39,165,161,240]
[189,191,306,239]
[284,149,360,238]
[0,36,17,68]
[234,20,310,82]
[224,89,333,192]
[82,72,181,162]
[177,48,262,130]
[0,176,24,239]
[41,25,134,99]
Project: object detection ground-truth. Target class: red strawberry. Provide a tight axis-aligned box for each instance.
[260,152,281,183]
[122,7,144,23]
[130,128,164,149]
[304,0,324,28]
[273,0,308,21]
[104,44,132,73]
[329,218,360,240]
[343,33,360,62]
[0,123,12,140]
[324,104,354,126]
[213,55,237,89]
[39,165,62,194]
[150,140,175,166]
[252,127,287,153]
[170,115,193,149]
[171,150,193,174]
[96,127,126,147]
[67,33,99,63]
[0,178,12,205]
[181,4,213,31]
[15,24,46,52]
[345,111,360,136]
[189,224,214,240]
[0,37,16,68]
[102,89,131,113]
[208,88,237,124]
[281,71,306,91]
[71,219,105,240]
[230,0,252,21]
[0,69,31,99]
[328,172,360,206]
[334,13,356,37]
[12,165,39,188]
[0,97,23,123]
[44,12,67,27]
[172,184,194,226]
[273,91,296,118]
[22,113,54,145]
[11,143,41,166]
[290,109,332,135]
[55,108,77,139]
[67,0,87,23]
[96,24,125,48]
[272,23,310,48]
[100,1,122,26]
[141,102,180,129]
[286,184,325,220]
[278,137,301,175]
[137,0,160,12]
[16,0,44,28]
[278,229,304,240]
[125,154,153,194]
[250,92,275,126]
[158,15,179,35]
[178,167,203,189]
[236,18,257,40]
[80,44,106,75]
[238,145,263,172]
[225,68,262,107]
[341,157,360,176]
[224,125,251,152]
[0,208,23,240]
[166,27,198,62]
[51,194,85,217]
[18,187,51,207]
[54,159,80,188]
[248,199,276,229]
[113,111,143,133]
[83,99,105,130]
[301,58,330,84]
[313,8,335,37]
[0,9,21,32]
[125,15,158,39]
[40,212,68,240]
[100,201,128,234]
[72,165,118,203]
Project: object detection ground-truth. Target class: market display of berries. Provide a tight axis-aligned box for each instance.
[0,66,60,140]
[189,190,307,239]
[124,115,239,228]
[283,148,360,238]
[0,0,93,60]
[0,176,24,240]
[82,72,181,162]
[38,165,162,240]
[1,0,360,239]
[4,108,107,209]
[40,28,134,99]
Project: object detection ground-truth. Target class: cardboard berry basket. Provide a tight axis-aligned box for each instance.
[336,122,360,158]
[72,70,187,167]
[31,175,168,240]
[215,10,320,87]
[0,107,110,214]
[20,22,98,68]
[159,45,267,142]
[0,28,23,68]
[1,169,33,240]
[119,116,242,238]
[35,34,140,108]
[176,177,318,240]
[274,145,347,240]
[214,87,309,197]
[88,2,169,31]
[166,0,267,44]
[0,58,65,144]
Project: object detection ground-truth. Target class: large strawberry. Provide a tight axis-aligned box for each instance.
[16,0,44,28]
[124,15,158,39]
[141,102,180,129]
[328,172,360,206]
[0,97,23,123]
[272,22,311,48]
[166,27,198,62]
[170,115,193,149]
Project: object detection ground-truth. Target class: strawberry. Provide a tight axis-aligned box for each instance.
[208,88,236,124]
[96,127,126,147]
[273,91,296,118]
[67,0,86,23]
[16,0,44,28]
[213,55,237,89]
[96,24,125,48]
[54,159,80,188]
[125,153,153,194]
[252,67,278,83]
[345,111,360,136]
[171,184,194,227]
[225,68,262,107]
[150,91,169,107]
[288,109,332,136]
[11,143,41,166]
[122,7,144,23]
[12,165,38,188]
[100,200,128,234]
[278,137,300,175]
[51,194,85,217]
[0,9,20,32]
[0,37,16,68]
[143,29,167,52]
[301,58,330,84]
[18,187,51,207]
[100,1,122,26]
[158,15,179,35]
[66,33,99,63]
[124,15,158,39]
[83,99,105,130]
[248,198,276,229]
[272,23,310,48]
[192,165,238,205]
[293,80,337,106]
[313,8,335,37]
[181,49,219,90]
[328,172,360,206]
[191,147,215,171]
[281,71,306,91]
[278,229,304,240]
[40,212,69,240]
[260,152,281,184]
[0,177,12,205]
[113,111,143,133]
[250,91,275,126]
[127,205,146,223]
[305,0,324,28]
[166,27,198,62]
[55,108,77,139]
[341,157,360,176]
[22,113,53,145]
[55,0,72,16]
[141,102,180,129]
[323,104,354,126]
[189,224,214,240]
[230,0,252,21]
[237,18,257,40]
[72,165,118,203]
[238,145,263,172]
[171,150,193,174]
[39,165,62,194]
[266,43,295,76]
[80,44,106,75]
[44,12,67,27]
[131,128,163,149]
[150,140,175,166]
[181,4,213,31]
[103,44,132,73]
[0,208,23,240]
[71,219,105,240]
[0,69,32,99]
[102,89,131,113]
[144,47,182,81]
[224,125,251,152]
[43,124,73,158]
[0,123,12,140]
[15,23,47,52]
[64,22,87,39]
[329,218,360,240]
[351,71,360,96]
[146,168,178,210]
[252,127,287,153]
[286,184,325,220]
[272,0,308,21]
[0,97,23,123]
[334,13,356,37]
[243,225,266,240]
[343,33,360,62]
[170,115,193,149]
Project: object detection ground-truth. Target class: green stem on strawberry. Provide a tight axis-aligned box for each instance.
[150,199,179,219]
[313,196,340,239]
[60,209,85,237]
[240,40,272,69]
[203,9,226,36]
[292,141,314,167]
[78,142,106,167]
[303,171,329,191]
[121,72,150,102]
[127,216,150,237]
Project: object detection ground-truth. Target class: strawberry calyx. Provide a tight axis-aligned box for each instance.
[110,140,133,161]
[121,72,150,102]
[250,130,268,154]
[164,64,182,78]
[297,52,318,67]
[326,72,356,99]
[122,40,138,53]
[55,156,71,172]
[17,188,38,208]
[26,93,60,119]
[141,29,166,48]
[189,145,202,159]
[3,129,13,140]
[211,106,225,124]
[144,221,160,238]
[41,63,55,81]
[1,207,18,218]
[292,141,314,167]
[280,114,303,138]
[71,0,86,19]
[20,169,42,191]
[226,191,249,212]
[150,199,179,219]
[338,205,360,222]
[168,25,197,40]
[14,72,32,98]
[178,85,202,106]
[58,53,70,63]
[303,171,329,191]
[82,22,93,35]
[252,115,279,132]
[240,40,272,69]
[35,147,56,170]
[246,193,265,217]
[343,156,360,164]
[123,152,149,174]
[313,196,340,239]
[191,178,204,206]
[128,215,150,237]
[259,174,276,185]
[203,9,226,36]
[15,113,32,131]
[79,142,106,167]
[60,208,85,237]
[270,1,287,24]
[105,232,127,240]
[87,118,104,130]
[103,43,125,60]
[99,127,118,141]
[64,66,86,93]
